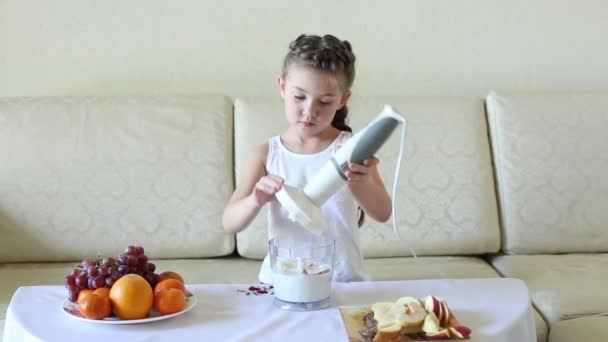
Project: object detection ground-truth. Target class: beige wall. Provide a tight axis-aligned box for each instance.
[1,0,607,98]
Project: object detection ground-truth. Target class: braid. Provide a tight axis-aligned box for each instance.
[283,34,356,132]
[332,106,352,133]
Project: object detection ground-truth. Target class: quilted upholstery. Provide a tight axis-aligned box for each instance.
[0,96,235,262]
[486,92,608,254]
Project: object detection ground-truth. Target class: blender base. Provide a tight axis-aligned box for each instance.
[273,297,331,311]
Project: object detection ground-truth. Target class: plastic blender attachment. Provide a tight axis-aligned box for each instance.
[269,237,335,311]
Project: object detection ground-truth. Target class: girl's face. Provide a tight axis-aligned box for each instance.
[278,64,351,136]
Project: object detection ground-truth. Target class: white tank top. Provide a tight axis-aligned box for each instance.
[258,131,369,283]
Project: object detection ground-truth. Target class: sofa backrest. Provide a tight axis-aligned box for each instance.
[0,95,235,262]
[486,91,608,254]
[234,96,501,259]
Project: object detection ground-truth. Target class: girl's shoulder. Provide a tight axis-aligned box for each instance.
[249,142,270,163]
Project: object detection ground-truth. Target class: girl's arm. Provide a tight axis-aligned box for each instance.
[222,144,284,234]
[346,158,392,223]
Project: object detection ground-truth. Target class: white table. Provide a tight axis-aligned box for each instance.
[4,278,536,342]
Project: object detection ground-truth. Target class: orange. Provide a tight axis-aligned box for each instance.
[77,289,94,303]
[79,294,112,320]
[154,288,186,315]
[157,271,185,284]
[109,274,153,320]
[92,287,111,299]
[154,278,187,296]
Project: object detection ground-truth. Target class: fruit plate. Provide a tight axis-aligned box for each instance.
[339,304,471,341]
[61,292,197,324]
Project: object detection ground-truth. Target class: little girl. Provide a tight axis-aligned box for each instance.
[222,34,392,283]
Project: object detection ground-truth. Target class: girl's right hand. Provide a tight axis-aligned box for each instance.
[252,175,284,206]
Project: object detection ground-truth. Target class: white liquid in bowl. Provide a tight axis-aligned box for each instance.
[271,257,332,303]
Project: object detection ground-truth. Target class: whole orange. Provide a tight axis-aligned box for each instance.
[79,294,112,320]
[77,289,94,303]
[92,287,111,299]
[154,278,187,296]
[109,274,153,320]
[157,271,185,284]
[154,288,186,315]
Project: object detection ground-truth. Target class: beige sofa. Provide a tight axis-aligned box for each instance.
[1,93,607,341]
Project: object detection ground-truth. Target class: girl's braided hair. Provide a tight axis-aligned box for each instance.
[282,34,356,132]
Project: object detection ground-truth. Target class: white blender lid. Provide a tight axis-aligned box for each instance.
[275,185,327,235]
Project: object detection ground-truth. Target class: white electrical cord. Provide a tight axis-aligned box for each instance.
[391,115,418,259]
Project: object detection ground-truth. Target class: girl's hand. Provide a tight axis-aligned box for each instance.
[252,175,284,206]
[345,157,379,183]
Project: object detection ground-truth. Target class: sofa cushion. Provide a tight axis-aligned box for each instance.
[534,309,549,342]
[234,96,501,259]
[548,316,608,342]
[486,92,608,254]
[364,256,500,280]
[490,254,608,326]
[0,96,235,262]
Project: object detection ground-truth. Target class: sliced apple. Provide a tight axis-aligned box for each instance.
[449,326,472,339]
[394,303,426,332]
[424,295,437,313]
[395,296,420,306]
[440,302,451,326]
[424,295,444,319]
[377,316,397,330]
[371,302,394,318]
[447,311,459,327]
[388,302,406,315]
[371,302,394,314]
[371,302,394,328]
[422,312,441,334]
[426,329,451,340]
[374,322,402,342]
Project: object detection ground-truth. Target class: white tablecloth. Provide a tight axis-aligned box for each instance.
[4,278,536,342]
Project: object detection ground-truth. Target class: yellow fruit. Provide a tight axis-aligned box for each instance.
[109,274,153,320]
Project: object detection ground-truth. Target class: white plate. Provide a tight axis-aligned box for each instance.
[62,291,197,324]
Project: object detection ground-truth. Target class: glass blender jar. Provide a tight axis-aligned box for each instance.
[269,237,335,311]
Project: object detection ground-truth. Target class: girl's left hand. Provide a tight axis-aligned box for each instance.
[345,157,379,183]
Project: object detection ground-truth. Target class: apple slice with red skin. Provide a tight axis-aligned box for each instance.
[422,312,441,334]
[424,296,441,318]
[440,302,451,326]
[423,296,452,327]
[426,329,451,340]
[447,311,459,327]
[449,326,472,339]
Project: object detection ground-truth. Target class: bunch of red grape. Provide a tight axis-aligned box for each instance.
[64,245,159,302]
